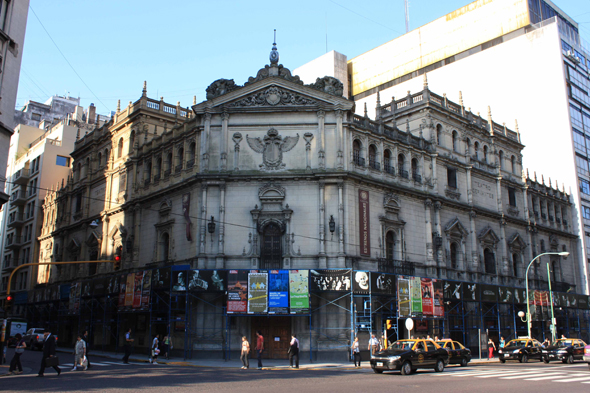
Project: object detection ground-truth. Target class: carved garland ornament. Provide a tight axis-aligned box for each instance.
[229,86,316,107]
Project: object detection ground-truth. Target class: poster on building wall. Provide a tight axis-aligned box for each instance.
[410,277,422,315]
[421,278,434,316]
[310,269,351,291]
[269,270,289,314]
[433,280,444,317]
[578,295,589,310]
[118,274,127,308]
[107,275,120,295]
[171,271,188,291]
[444,281,462,300]
[514,288,527,304]
[227,270,249,313]
[152,268,171,290]
[397,277,410,318]
[248,272,268,314]
[371,272,395,295]
[465,283,480,301]
[81,281,92,298]
[124,273,135,307]
[133,271,144,308]
[188,270,226,292]
[94,278,106,297]
[141,270,152,311]
[481,285,498,303]
[289,270,309,313]
[568,293,578,308]
[358,189,371,256]
[498,287,513,303]
[353,271,370,294]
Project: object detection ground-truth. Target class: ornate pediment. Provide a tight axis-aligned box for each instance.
[228,86,317,108]
[478,226,499,245]
[507,232,527,250]
[258,182,286,203]
[245,63,303,86]
[445,217,469,237]
[206,78,241,100]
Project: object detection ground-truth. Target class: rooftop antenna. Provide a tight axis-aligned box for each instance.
[404,0,410,33]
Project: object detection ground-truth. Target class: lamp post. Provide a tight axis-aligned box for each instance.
[521,251,569,339]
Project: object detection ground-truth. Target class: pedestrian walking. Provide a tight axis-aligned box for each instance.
[255,330,264,370]
[9,333,25,375]
[368,333,379,356]
[240,336,250,369]
[37,328,61,377]
[150,334,160,364]
[83,330,91,369]
[122,328,134,364]
[488,338,496,360]
[288,335,299,368]
[162,335,171,360]
[352,337,361,368]
[499,336,505,350]
[73,335,87,371]
[542,338,550,348]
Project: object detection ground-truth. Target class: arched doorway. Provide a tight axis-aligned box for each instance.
[261,222,282,269]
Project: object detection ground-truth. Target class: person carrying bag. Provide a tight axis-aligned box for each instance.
[9,334,26,375]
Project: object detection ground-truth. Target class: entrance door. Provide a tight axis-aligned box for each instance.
[251,316,291,359]
[261,223,282,270]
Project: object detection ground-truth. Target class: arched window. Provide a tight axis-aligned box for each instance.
[104,148,109,167]
[465,138,471,156]
[188,142,196,168]
[129,131,135,150]
[160,232,170,261]
[512,253,519,277]
[436,124,443,146]
[76,163,81,181]
[540,239,545,252]
[353,140,363,166]
[483,145,488,163]
[398,154,407,178]
[384,149,393,174]
[474,142,479,160]
[411,158,420,182]
[145,160,152,182]
[385,231,396,260]
[498,150,504,169]
[511,155,517,174]
[97,152,102,168]
[166,152,173,175]
[484,248,496,274]
[450,242,459,269]
[177,148,184,172]
[117,138,124,158]
[551,260,559,282]
[452,130,458,152]
[85,157,90,177]
[155,157,162,179]
[368,145,378,170]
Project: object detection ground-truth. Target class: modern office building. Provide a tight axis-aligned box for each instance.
[296,0,590,295]
[14,95,82,128]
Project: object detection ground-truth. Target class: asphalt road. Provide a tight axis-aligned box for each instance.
[2,350,590,393]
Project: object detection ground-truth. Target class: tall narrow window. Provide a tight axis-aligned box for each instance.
[436,124,443,146]
[450,242,458,269]
[498,150,504,169]
[452,130,458,152]
[398,154,407,178]
[411,158,419,182]
[508,187,517,207]
[483,145,488,163]
[447,167,457,188]
[484,248,496,274]
[386,231,395,260]
[511,155,517,174]
[512,253,519,277]
[117,138,124,158]
[353,140,363,166]
[474,142,479,160]
[384,149,393,174]
[368,145,378,170]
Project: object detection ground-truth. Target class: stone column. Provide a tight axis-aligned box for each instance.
[199,185,208,258]
[466,166,473,205]
[424,199,434,265]
[317,110,326,169]
[469,211,479,271]
[434,201,443,266]
[431,155,438,193]
[496,175,503,213]
[232,133,242,172]
[217,184,226,269]
[201,112,211,172]
[336,110,344,170]
[338,183,345,265]
[319,182,327,268]
[220,112,229,171]
[499,218,508,275]
[133,204,141,267]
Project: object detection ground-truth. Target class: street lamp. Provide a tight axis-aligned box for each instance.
[522,251,569,340]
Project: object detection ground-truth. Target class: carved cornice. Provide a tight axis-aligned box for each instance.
[228,86,316,108]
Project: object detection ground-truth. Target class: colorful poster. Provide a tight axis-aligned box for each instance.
[353,271,370,294]
[289,270,309,313]
[498,287,513,303]
[141,270,152,311]
[433,280,444,317]
[133,271,144,308]
[152,268,171,290]
[567,293,578,308]
[410,277,422,315]
[371,273,395,295]
[227,270,248,313]
[421,278,434,316]
[118,274,127,308]
[269,270,289,314]
[358,189,371,256]
[248,272,268,314]
[188,270,226,291]
[514,288,526,304]
[310,269,351,291]
[397,277,410,317]
[171,270,187,291]
[124,273,134,307]
[444,281,462,300]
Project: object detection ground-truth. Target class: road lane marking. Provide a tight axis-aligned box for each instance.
[501,372,565,380]
[553,376,590,382]
[475,371,543,378]
[524,373,588,381]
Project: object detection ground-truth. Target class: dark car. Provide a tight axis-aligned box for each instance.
[498,338,543,363]
[370,339,449,375]
[436,339,472,367]
[583,344,590,370]
[542,338,587,364]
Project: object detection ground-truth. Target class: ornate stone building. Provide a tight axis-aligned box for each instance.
[35,44,585,359]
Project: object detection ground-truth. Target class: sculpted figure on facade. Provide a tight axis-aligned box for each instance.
[206,78,241,100]
[246,128,299,170]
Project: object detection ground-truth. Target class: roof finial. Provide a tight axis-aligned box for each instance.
[459,91,464,107]
[117,99,121,113]
[142,81,147,97]
[270,29,279,65]
[376,90,381,107]
[364,102,368,117]
[423,73,428,88]
[515,119,521,143]
[193,96,197,105]
[526,168,530,179]
[487,105,493,136]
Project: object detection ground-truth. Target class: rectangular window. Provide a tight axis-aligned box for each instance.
[447,167,457,189]
[571,105,583,130]
[576,155,589,176]
[508,187,517,207]
[56,156,69,167]
[581,179,590,195]
[75,193,82,212]
[573,129,586,154]
[583,206,590,219]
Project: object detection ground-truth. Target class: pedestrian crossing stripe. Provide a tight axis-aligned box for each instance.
[431,367,590,383]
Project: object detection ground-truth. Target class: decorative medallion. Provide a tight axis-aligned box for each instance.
[246,128,299,170]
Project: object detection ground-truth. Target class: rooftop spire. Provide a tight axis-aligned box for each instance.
[270,29,279,65]
[142,81,147,97]
[515,119,521,143]
[423,73,428,88]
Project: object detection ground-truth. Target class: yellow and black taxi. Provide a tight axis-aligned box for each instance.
[436,339,472,367]
[542,338,588,364]
[498,338,543,363]
[370,339,449,375]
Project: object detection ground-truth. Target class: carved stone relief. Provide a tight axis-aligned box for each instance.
[246,128,299,170]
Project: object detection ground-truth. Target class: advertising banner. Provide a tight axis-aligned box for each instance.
[93,278,106,297]
[124,273,134,307]
[398,277,410,318]
[421,278,434,316]
[133,271,144,308]
[81,281,93,298]
[578,295,589,310]
[371,273,395,295]
[248,272,268,314]
[269,270,289,314]
[433,280,444,317]
[514,288,527,304]
[481,285,498,303]
[152,268,171,290]
[188,270,226,292]
[171,270,188,291]
[141,270,152,311]
[289,270,309,313]
[498,287,513,303]
[444,281,462,300]
[106,275,120,295]
[310,269,351,291]
[353,271,370,294]
[410,277,422,315]
[567,293,578,308]
[118,274,127,308]
[227,270,249,313]
[358,189,371,256]
[465,283,480,301]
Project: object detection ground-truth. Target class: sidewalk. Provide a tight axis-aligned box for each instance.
[55,347,499,369]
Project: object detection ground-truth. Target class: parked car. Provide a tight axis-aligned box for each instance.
[370,339,449,375]
[436,339,472,367]
[542,338,587,364]
[23,328,46,350]
[498,338,543,363]
[583,344,590,370]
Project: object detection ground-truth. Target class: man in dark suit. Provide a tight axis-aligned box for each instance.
[38,328,61,377]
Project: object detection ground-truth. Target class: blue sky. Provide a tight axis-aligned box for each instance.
[16,0,590,116]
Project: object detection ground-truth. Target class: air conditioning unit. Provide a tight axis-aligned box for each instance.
[566,50,581,64]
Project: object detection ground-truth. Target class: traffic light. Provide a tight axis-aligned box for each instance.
[385,319,392,330]
[114,246,122,270]
[5,295,13,314]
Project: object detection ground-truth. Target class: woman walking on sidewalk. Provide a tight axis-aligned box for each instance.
[488,338,496,360]
[9,334,26,375]
[150,334,160,364]
[240,336,250,369]
[162,335,171,360]
[352,337,361,368]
